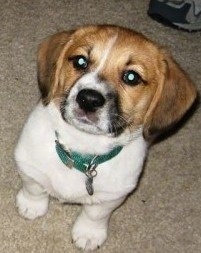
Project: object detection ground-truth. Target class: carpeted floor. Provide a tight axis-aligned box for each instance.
[0,0,200,252]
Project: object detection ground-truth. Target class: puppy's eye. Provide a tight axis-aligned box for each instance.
[122,70,141,86]
[72,55,88,70]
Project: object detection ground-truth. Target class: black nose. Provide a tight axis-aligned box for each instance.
[76,89,105,112]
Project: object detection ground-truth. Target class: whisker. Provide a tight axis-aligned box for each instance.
[110,113,131,125]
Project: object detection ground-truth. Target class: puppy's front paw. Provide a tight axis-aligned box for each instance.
[16,189,48,220]
[72,215,107,251]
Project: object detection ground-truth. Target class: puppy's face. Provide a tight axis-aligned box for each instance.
[58,28,158,136]
[38,25,197,139]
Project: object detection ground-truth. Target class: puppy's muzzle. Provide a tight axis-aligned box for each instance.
[76,89,105,113]
[62,83,125,136]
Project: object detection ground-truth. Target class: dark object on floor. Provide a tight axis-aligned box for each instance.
[148,0,201,32]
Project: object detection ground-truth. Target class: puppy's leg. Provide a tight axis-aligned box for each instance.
[16,173,49,220]
[72,197,125,251]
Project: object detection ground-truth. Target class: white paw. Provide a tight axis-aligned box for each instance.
[72,215,107,251]
[16,189,48,220]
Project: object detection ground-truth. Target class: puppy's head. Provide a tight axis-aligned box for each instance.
[38,25,197,140]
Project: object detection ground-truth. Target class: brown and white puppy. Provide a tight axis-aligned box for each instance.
[15,25,197,250]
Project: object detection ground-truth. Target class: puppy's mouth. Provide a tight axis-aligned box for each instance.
[74,108,98,124]
[60,88,126,136]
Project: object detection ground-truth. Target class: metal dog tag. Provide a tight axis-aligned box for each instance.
[85,176,94,196]
[85,162,98,196]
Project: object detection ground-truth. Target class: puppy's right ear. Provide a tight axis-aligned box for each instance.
[37,31,74,105]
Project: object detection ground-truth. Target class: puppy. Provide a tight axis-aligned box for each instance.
[15,25,197,251]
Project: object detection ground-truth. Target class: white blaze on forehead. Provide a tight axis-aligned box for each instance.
[68,35,118,100]
[95,35,118,73]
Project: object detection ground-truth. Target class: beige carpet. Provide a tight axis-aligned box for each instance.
[0,0,201,252]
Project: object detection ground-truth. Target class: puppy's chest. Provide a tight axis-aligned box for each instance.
[45,159,129,204]
[29,135,145,204]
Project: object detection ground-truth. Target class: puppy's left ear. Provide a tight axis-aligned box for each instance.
[143,52,197,140]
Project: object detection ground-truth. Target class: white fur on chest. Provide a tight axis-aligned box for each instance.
[15,102,147,204]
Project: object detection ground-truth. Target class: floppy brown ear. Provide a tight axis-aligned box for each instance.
[37,31,74,105]
[143,52,197,140]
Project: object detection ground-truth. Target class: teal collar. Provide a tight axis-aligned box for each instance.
[55,132,123,173]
